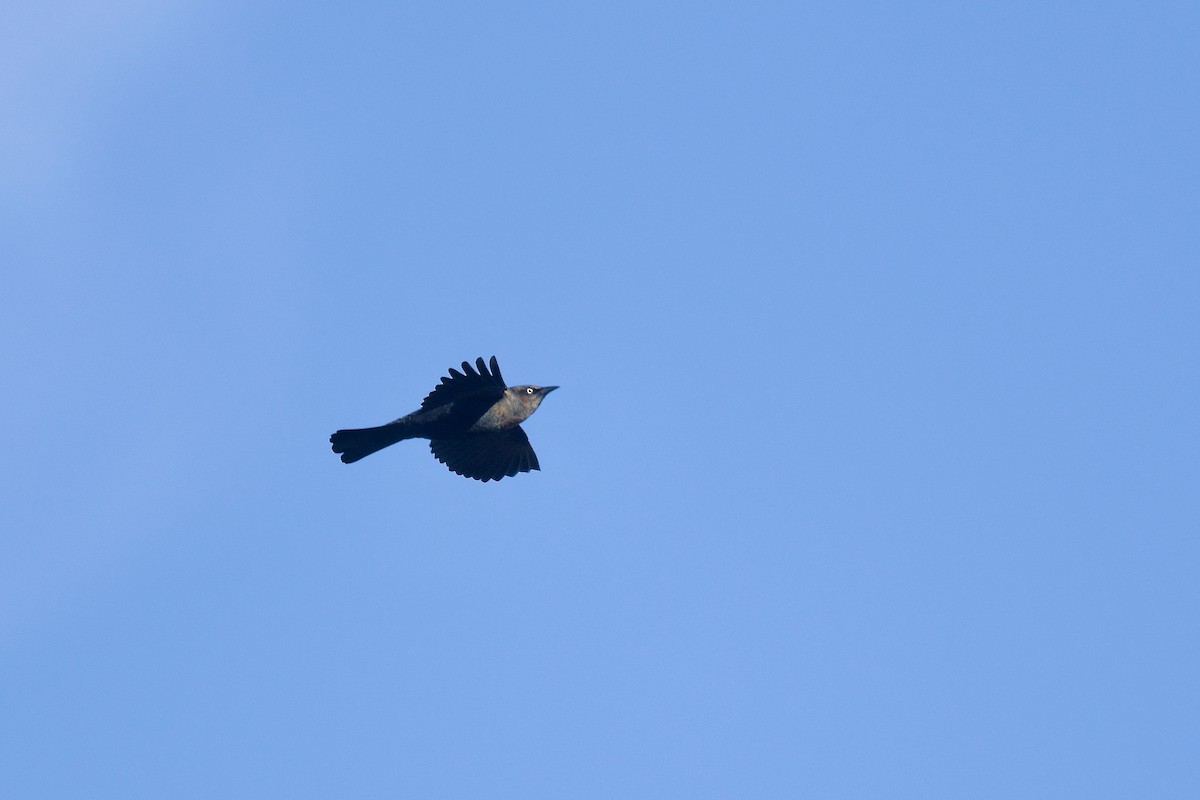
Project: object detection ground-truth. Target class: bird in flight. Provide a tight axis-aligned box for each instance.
[330,356,557,482]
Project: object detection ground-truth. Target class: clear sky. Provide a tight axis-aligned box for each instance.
[2,2,1197,797]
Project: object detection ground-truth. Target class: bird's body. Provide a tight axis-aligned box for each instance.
[330,356,557,482]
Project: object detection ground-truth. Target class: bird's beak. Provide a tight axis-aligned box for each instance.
[541,386,559,395]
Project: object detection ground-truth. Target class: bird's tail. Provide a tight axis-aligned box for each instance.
[330,421,414,464]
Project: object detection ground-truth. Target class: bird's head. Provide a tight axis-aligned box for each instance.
[509,384,558,416]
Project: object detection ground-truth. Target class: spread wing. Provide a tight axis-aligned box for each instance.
[429,426,540,482]
[420,356,507,413]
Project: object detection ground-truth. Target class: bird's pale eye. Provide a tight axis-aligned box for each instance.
[526,387,535,394]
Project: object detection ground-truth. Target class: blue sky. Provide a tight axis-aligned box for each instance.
[2,1,1198,797]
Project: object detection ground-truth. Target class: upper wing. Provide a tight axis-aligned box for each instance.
[420,356,507,412]
[429,426,540,482]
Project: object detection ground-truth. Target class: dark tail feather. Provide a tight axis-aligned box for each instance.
[330,422,414,464]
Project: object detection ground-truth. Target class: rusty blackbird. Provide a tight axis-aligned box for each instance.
[330,356,557,482]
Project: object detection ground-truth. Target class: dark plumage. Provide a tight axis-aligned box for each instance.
[330,356,557,482]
